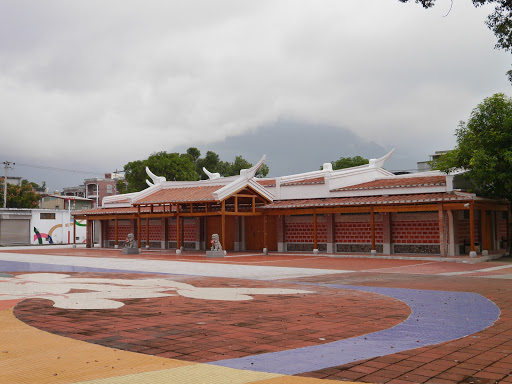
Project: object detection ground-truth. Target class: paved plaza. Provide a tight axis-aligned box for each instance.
[0,247,511,383]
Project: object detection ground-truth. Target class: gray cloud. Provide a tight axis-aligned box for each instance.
[0,0,509,190]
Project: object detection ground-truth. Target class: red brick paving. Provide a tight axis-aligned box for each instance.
[13,272,409,363]
[4,249,512,383]
[294,272,512,383]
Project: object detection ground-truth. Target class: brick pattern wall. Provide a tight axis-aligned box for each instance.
[392,220,439,244]
[107,225,132,241]
[455,211,481,244]
[284,216,328,243]
[497,215,508,239]
[140,221,163,241]
[335,222,383,243]
[168,219,198,242]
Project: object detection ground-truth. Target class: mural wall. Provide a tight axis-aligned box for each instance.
[31,210,87,245]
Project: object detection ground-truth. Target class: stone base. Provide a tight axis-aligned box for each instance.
[122,248,140,255]
[206,250,225,258]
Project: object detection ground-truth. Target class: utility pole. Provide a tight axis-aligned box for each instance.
[2,161,15,208]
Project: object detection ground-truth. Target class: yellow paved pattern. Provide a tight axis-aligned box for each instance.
[0,304,357,384]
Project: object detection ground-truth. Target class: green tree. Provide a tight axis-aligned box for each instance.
[0,179,40,208]
[431,93,512,200]
[123,152,198,192]
[328,156,369,170]
[399,0,512,81]
[197,152,270,179]
[186,147,201,163]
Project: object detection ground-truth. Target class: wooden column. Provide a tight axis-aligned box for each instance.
[439,204,446,257]
[370,207,376,253]
[137,206,142,249]
[146,217,149,249]
[176,205,181,250]
[73,217,76,247]
[313,209,318,250]
[469,202,476,255]
[114,215,118,248]
[507,207,511,253]
[263,214,268,251]
[221,200,226,251]
[481,208,487,253]
[164,218,169,249]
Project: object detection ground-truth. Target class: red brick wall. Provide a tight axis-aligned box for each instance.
[107,220,133,241]
[168,218,198,242]
[140,220,163,241]
[455,211,481,244]
[284,216,328,243]
[334,214,383,243]
[335,221,383,243]
[497,214,508,239]
[391,213,439,244]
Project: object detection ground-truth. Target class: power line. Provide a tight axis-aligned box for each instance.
[15,162,104,176]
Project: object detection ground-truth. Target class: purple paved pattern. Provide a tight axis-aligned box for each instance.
[211,284,500,375]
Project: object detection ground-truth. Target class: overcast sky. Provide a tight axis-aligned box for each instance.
[1,0,510,191]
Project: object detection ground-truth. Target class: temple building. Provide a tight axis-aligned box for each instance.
[72,150,510,258]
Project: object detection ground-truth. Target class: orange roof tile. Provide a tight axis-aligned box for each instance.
[72,206,166,216]
[333,176,446,191]
[265,192,471,209]
[281,177,325,186]
[134,185,223,205]
[256,179,276,187]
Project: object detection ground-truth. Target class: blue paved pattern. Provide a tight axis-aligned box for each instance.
[211,284,501,375]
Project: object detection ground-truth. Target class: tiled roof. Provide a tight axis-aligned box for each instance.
[256,179,276,187]
[72,206,165,216]
[264,192,471,209]
[333,176,446,191]
[281,177,325,186]
[134,185,223,205]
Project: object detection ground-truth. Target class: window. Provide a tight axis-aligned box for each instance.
[40,213,56,220]
[107,184,113,194]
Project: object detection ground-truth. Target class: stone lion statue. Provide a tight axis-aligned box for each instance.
[124,233,137,248]
[210,233,222,251]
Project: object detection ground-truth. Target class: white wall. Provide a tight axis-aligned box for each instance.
[31,209,87,245]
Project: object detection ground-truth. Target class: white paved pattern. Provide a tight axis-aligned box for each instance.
[0,252,347,280]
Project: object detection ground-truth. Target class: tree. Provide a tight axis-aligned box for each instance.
[186,147,201,163]
[399,0,512,81]
[123,152,198,192]
[328,156,369,170]
[0,179,40,208]
[431,93,512,200]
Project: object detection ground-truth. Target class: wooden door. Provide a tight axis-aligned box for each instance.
[245,216,278,251]
[206,215,235,250]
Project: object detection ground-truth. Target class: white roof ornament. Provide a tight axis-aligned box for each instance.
[369,148,395,169]
[203,167,221,180]
[145,167,166,187]
[239,155,266,179]
[323,163,333,172]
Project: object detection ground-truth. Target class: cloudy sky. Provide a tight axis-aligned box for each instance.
[0,0,510,190]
